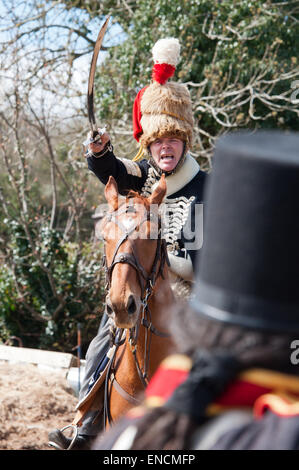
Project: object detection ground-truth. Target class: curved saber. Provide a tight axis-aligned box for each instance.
[87,16,110,139]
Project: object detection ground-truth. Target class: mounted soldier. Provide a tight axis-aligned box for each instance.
[49,30,206,450]
[87,36,206,292]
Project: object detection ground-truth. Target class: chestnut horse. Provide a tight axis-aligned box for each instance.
[99,174,176,426]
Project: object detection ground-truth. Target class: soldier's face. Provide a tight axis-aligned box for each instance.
[149,137,184,172]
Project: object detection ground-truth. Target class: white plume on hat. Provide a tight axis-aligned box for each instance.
[151,38,181,66]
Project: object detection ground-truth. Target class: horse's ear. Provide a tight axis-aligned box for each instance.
[105,176,119,211]
[148,174,167,206]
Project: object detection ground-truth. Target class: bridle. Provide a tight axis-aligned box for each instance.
[101,199,170,426]
[103,200,168,303]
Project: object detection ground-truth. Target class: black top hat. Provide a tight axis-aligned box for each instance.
[190,130,299,333]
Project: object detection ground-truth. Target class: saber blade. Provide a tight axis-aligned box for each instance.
[87,16,110,134]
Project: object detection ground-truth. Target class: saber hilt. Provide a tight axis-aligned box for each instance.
[83,125,107,147]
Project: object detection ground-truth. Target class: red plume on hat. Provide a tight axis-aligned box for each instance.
[133,38,181,144]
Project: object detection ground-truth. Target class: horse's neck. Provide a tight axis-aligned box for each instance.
[148,272,174,328]
[132,271,175,374]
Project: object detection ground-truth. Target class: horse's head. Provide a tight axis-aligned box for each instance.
[100,175,167,329]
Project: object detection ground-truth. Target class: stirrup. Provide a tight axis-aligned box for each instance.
[48,425,78,450]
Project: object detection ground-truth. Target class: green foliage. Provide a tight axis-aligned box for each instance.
[0,219,104,353]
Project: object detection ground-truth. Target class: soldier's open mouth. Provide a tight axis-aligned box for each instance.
[161,155,174,161]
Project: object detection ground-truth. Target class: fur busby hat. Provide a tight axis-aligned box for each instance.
[132,38,194,156]
[190,130,299,334]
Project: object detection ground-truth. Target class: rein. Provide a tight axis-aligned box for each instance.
[102,200,170,426]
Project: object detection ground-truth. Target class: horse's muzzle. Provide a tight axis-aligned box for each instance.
[106,294,141,328]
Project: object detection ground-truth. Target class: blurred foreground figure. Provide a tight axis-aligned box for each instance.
[93,130,299,450]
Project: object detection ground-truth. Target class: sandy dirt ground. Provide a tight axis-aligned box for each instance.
[0,361,78,450]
